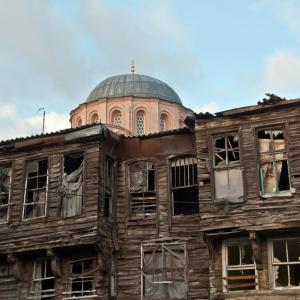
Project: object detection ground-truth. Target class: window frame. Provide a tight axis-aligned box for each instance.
[128,160,157,219]
[104,155,115,219]
[0,164,12,224]
[141,240,187,299]
[211,131,245,203]
[256,124,292,197]
[135,110,146,136]
[169,155,198,216]
[28,258,55,299]
[269,237,300,289]
[63,257,97,299]
[111,110,122,127]
[222,238,258,293]
[22,158,49,221]
[59,151,85,219]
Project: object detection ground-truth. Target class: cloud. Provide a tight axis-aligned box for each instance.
[193,101,219,114]
[0,104,69,141]
[262,50,300,97]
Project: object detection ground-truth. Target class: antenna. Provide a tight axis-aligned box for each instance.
[130,60,135,74]
[37,108,46,134]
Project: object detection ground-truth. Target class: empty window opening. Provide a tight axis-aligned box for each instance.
[23,159,48,220]
[171,157,198,215]
[213,133,244,202]
[28,259,55,299]
[258,129,290,195]
[60,153,83,218]
[141,241,187,299]
[160,114,167,131]
[272,238,300,288]
[129,161,156,218]
[104,156,114,218]
[112,110,122,127]
[0,165,11,223]
[63,258,97,299]
[136,111,145,136]
[223,239,257,292]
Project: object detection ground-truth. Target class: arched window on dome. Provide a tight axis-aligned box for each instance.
[160,114,168,131]
[90,113,99,124]
[112,110,122,127]
[77,118,82,127]
[136,111,145,136]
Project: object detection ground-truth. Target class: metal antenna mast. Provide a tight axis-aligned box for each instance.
[38,108,46,134]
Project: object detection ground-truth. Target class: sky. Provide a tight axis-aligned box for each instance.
[1,0,300,140]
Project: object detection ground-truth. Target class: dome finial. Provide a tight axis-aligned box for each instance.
[130,60,135,74]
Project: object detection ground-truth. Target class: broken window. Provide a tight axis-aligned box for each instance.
[0,262,17,299]
[60,153,83,218]
[63,258,96,299]
[213,133,244,202]
[141,241,187,299]
[0,165,12,223]
[129,161,156,218]
[28,259,55,299]
[23,159,48,219]
[271,238,300,288]
[104,156,115,218]
[223,239,257,292]
[170,157,198,215]
[258,129,290,195]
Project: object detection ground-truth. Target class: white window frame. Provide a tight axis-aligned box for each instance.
[63,258,97,299]
[269,237,300,289]
[222,238,258,292]
[23,159,48,220]
[28,259,55,299]
[0,165,12,223]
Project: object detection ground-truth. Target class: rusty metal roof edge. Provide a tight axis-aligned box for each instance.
[0,123,110,146]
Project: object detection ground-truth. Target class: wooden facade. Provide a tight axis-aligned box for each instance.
[195,96,300,299]
[2,95,300,299]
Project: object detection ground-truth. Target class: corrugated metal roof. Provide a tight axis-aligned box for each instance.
[86,74,182,104]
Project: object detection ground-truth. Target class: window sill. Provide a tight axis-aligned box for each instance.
[261,190,294,199]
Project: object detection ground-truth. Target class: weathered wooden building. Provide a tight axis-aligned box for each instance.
[0,122,209,299]
[195,95,300,299]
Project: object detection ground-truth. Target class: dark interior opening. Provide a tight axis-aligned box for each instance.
[64,153,83,175]
[173,186,198,215]
[279,160,290,191]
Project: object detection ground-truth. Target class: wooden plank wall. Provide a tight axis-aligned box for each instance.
[195,105,300,299]
[114,134,210,300]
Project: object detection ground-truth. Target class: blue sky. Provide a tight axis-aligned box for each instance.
[1,0,300,139]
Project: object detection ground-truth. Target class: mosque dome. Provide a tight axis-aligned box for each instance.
[86,74,182,104]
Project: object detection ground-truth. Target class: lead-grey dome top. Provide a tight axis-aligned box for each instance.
[86,74,182,104]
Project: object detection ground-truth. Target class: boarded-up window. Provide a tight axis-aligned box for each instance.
[271,238,300,288]
[213,134,244,202]
[141,241,187,299]
[170,157,198,215]
[129,161,156,218]
[60,153,83,218]
[23,159,48,219]
[258,129,290,195]
[28,259,55,299]
[104,156,115,218]
[0,165,11,223]
[63,258,96,299]
[223,239,257,292]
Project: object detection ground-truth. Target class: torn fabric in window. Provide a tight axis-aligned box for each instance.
[171,157,198,215]
[142,241,187,299]
[129,162,156,218]
[213,134,244,202]
[28,259,55,299]
[60,153,83,218]
[258,129,290,195]
[23,160,48,219]
[0,165,11,223]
